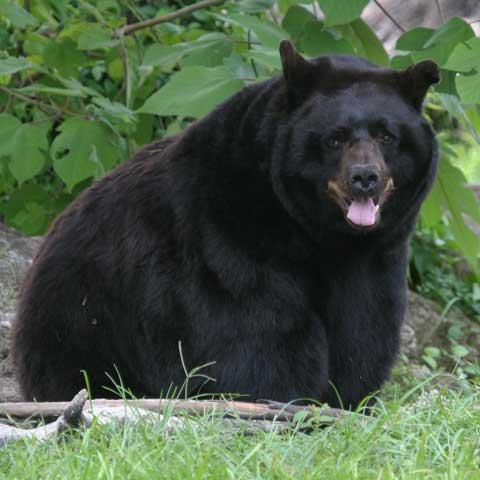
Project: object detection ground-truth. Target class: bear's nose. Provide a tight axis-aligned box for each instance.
[348,165,380,196]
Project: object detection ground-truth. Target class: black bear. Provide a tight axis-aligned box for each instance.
[12,41,439,407]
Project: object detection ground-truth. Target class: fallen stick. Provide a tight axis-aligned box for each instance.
[0,391,359,448]
[0,395,349,422]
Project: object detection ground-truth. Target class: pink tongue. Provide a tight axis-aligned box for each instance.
[347,198,377,227]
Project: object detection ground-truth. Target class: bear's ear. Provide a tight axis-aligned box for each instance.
[279,40,315,104]
[397,60,440,110]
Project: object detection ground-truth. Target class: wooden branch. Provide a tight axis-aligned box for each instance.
[373,0,405,33]
[117,0,225,36]
[0,394,349,422]
[0,391,361,447]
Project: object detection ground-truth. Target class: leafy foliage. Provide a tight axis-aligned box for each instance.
[410,230,480,321]
[139,65,244,118]
[0,0,478,278]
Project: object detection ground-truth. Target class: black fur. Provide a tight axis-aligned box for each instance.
[12,51,438,406]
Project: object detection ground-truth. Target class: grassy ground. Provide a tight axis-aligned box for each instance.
[1,368,479,480]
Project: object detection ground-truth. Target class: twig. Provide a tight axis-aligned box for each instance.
[434,0,445,24]
[269,7,280,25]
[117,0,225,36]
[373,0,405,33]
[6,85,81,118]
[0,85,55,115]
[247,30,258,79]
[0,390,87,448]
[0,85,77,118]
[119,0,162,44]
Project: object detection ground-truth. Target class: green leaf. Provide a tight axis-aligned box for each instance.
[56,77,101,98]
[436,157,480,267]
[88,145,106,178]
[0,114,48,183]
[282,5,316,40]
[182,36,233,68]
[424,347,441,358]
[17,84,89,97]
[4,184,49,235]
[165,119,184,137]
[43,39,86,78]
[223,52,256,79]
[420,181,443,228]
[0,56,33,75]
[33,0,64,25]
[437,94,480,143]
[0,0,38,28]
[410,46,451,67]
[23,32,49,56]
[435,70,457,96]
[92,97,136,123]
[0,113,21,150]
[422,355,437,370]
[400,18,474,67]
[143,44,188,69]
[77,24,118,50]
[51,118,121,191]
[338,19,388,66]
[473,284,480,302]
[456,72,480,105]
[390,54,414,70]
[236,0,275,13]
[138,66,245,119]
[423,17,474,49]
[132,114,154,146]
[278,0,303,14]
[8,125,48,183]
[300,20,354,57]
[443,37,480,73]
[317,0,369,27]
[228,13,289,49]
[396,28,435,51]
[451,344,469,358]
[244,48,281,71]
[143,34,232,70]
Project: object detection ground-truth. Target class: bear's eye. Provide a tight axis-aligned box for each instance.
[378,133,394,144]
[325,137,344,149]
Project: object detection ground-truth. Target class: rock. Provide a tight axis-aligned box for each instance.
[0,223,41,402]
[0,317,18,402]
[402,290,480,366]
[402,290,441,359]
[0,223,41,314]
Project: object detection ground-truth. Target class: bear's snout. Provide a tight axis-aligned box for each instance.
[348,164,380,197]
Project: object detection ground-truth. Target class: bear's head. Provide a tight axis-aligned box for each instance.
[270,40,440,239]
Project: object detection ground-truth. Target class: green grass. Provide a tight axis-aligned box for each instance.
[1,375,480,480]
